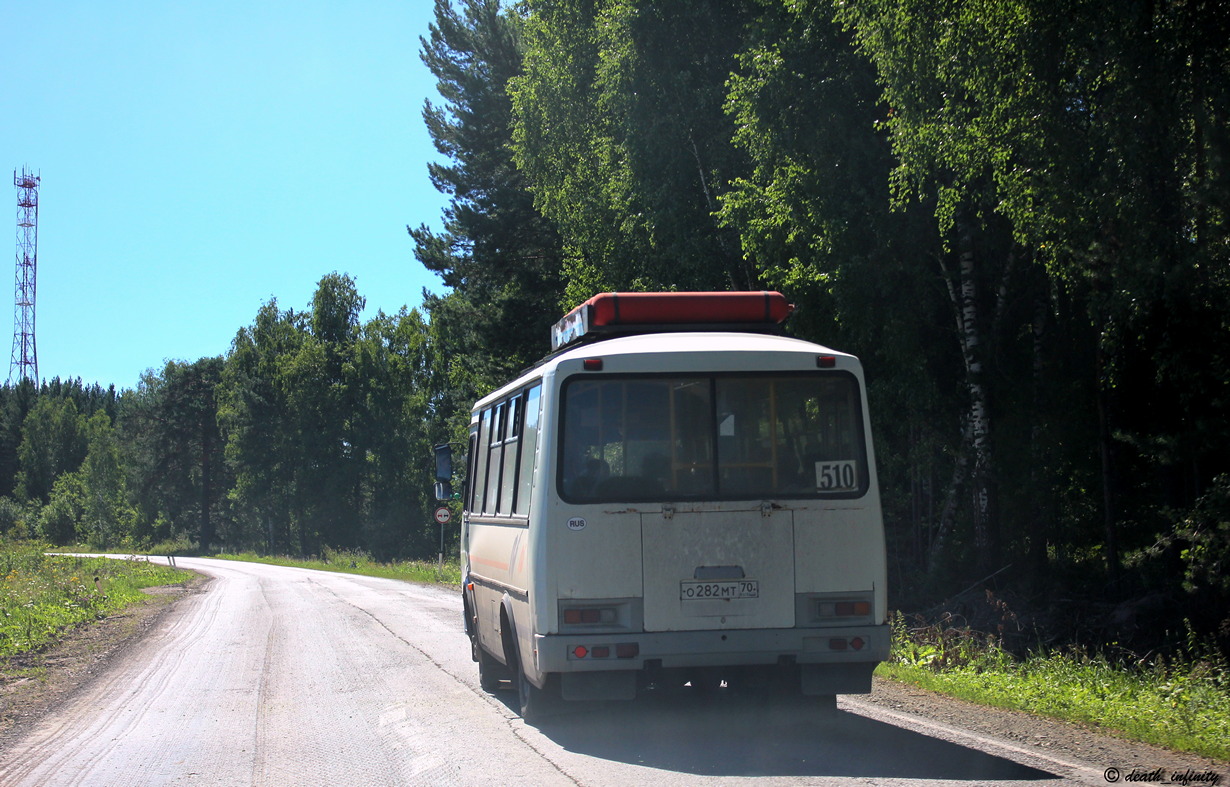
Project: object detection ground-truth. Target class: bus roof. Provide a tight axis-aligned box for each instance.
[556,330,846,360]
[474,330,857,410]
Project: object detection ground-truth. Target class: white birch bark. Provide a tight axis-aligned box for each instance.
[930,214,994,570]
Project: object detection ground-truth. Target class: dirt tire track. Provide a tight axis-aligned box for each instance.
[0,571,211,751]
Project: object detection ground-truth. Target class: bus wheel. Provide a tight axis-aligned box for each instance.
[476,643,507,692]
[515,669,560,722]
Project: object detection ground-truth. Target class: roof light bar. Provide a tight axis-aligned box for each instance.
[550,291,794,351]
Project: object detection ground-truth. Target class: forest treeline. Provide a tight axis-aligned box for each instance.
[1,0,1226,653]
[0,278,448,559]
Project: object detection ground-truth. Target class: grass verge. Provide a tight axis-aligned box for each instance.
[877,612,1230,762]
[0,539,192,658]
[211,548,463,586]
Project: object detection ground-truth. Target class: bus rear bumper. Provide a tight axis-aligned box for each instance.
[536,624,889,678]
[535,625,888,700]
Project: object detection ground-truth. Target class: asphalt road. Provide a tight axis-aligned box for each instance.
[0,558,1112,785]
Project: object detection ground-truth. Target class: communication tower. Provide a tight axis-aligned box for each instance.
[10,167,39,385]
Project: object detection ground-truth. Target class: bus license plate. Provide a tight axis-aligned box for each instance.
[680,580,759,600]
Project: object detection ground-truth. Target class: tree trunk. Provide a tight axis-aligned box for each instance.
[1091,231,1122,586]
[199,414,214,553]
[1027,278,1052,580]
[955,213,995,571]
[929,419,971,571]
[1096,341,1121,584]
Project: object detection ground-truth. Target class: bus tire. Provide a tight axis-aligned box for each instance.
[476,643,507,692]
[501,613,559,720]
[515,668,559,722]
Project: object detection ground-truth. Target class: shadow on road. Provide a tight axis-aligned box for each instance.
[522,691,1057,781]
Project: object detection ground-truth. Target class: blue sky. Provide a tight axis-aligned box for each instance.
[2,0,451,390]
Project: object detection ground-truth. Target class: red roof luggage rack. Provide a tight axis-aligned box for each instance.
[551,291,794,351]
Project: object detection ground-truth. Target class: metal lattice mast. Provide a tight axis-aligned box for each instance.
[10,168,39,385]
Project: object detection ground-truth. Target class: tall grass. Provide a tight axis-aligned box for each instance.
[878,611,1230,761]
[212,547,463,586]
[0,539,191,658]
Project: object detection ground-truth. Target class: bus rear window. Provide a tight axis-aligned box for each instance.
[559,373,868,502]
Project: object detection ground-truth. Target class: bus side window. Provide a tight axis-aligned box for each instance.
[473,408,493,513]
[464,432,478,511]
[498,395,523,515]
[515,385,541,516]
[486,402,506,514]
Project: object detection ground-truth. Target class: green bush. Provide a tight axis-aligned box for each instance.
[0,497,22,536]
[0,538,190,658]
[37,496,80,546]
[881,611,1230,760]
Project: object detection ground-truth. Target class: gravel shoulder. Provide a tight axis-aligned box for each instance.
[0,571,211,751]
[859,676,1229,778]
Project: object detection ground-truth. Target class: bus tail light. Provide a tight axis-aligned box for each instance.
[801,593,875,626]
[562,607,617,626]
[828,637,867,652]
[567,642,638,660]
[814,599,871,618]
[559,599,638,632]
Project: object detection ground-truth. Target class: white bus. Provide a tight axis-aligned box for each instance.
[451,292,889,719]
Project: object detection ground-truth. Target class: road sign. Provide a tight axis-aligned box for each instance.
[434,506,451,525]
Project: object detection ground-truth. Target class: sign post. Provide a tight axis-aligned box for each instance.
[435,506,451,570]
